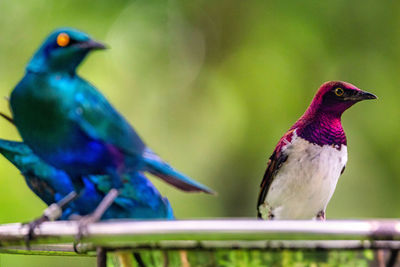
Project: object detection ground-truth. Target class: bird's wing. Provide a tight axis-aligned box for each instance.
[142,148,215,194]
[257,130,294,218]
[70,78,146,157]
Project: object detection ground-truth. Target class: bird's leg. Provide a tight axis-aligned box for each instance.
[76,188,119,240]
[55,190,80,211]
[76,168,121,240]
[24,191,79,246]
[316,210,326,221]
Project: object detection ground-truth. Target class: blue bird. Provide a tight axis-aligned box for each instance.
[0,138,174,265]
[0,139,174,221]
[9,28,214,225]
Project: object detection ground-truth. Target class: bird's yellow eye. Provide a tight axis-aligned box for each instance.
[57,33,70,47]
[334,87,344,96]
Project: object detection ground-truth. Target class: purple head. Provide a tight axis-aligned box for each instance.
[305,81,377,117]
[293,81,377,147]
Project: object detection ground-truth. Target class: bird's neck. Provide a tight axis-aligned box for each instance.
[26,66,76,76]
[293,110,346,147]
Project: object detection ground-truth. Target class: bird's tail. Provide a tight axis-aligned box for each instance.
[0,139,32,163]
[0,112,28,162]
[142,148,215,194]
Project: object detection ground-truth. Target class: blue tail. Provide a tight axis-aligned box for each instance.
[0,139,175,220]
[89,172,175,219]
[142,149,215,194]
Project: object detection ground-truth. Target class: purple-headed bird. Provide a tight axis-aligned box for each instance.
[257,81,377,220]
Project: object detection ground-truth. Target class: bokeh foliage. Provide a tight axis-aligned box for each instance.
[108,249,374,267]
[0,0,398,265]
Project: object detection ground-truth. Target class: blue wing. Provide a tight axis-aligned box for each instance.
[142,148,215,194]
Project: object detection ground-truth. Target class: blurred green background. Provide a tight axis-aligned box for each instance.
[0,0,398,265]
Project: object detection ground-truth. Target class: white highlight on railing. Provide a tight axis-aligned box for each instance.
[0,219,399,255]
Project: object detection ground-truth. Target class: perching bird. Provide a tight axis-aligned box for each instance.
[0,139,174,221]
[257,81,376,220]
[0,138,174,265]
[9,28,214,224]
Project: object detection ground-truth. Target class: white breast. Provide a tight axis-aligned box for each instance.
[262,131,347,220]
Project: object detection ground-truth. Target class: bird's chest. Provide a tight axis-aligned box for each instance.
[11,75,108,170]
[11,74,76,138]
[266,136,347,219]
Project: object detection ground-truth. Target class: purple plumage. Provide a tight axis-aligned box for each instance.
[258,81,376,220]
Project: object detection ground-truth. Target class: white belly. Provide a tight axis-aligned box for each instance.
[264,133,347,219]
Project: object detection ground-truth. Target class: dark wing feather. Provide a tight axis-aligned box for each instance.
[257,149,288,218]
[341,165,346,175]
[257,130,294,218]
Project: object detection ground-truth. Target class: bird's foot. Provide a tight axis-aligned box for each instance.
[23,203,63,247]
[75,188,119,241]
[316,210,326,221]
[75,214,98,241]
[258,202,274,220]
[23,215,49,248]
[73,215,98,254]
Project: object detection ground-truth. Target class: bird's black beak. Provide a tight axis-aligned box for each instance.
[78,39,107,50]
[344,90,377,101]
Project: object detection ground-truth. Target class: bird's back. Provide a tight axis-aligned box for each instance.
[11,72,146,178]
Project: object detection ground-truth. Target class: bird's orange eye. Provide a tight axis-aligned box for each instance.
[57,33,70,47]
[334,87,344,96]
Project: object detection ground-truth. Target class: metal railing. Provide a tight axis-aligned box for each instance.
[0,219,399,266]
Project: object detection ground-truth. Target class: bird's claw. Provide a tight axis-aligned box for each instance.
[22,203,63,248]
[23,215,49,248]
[316,210,326,221]
[75,214,96,241]
[75,189,119,241]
